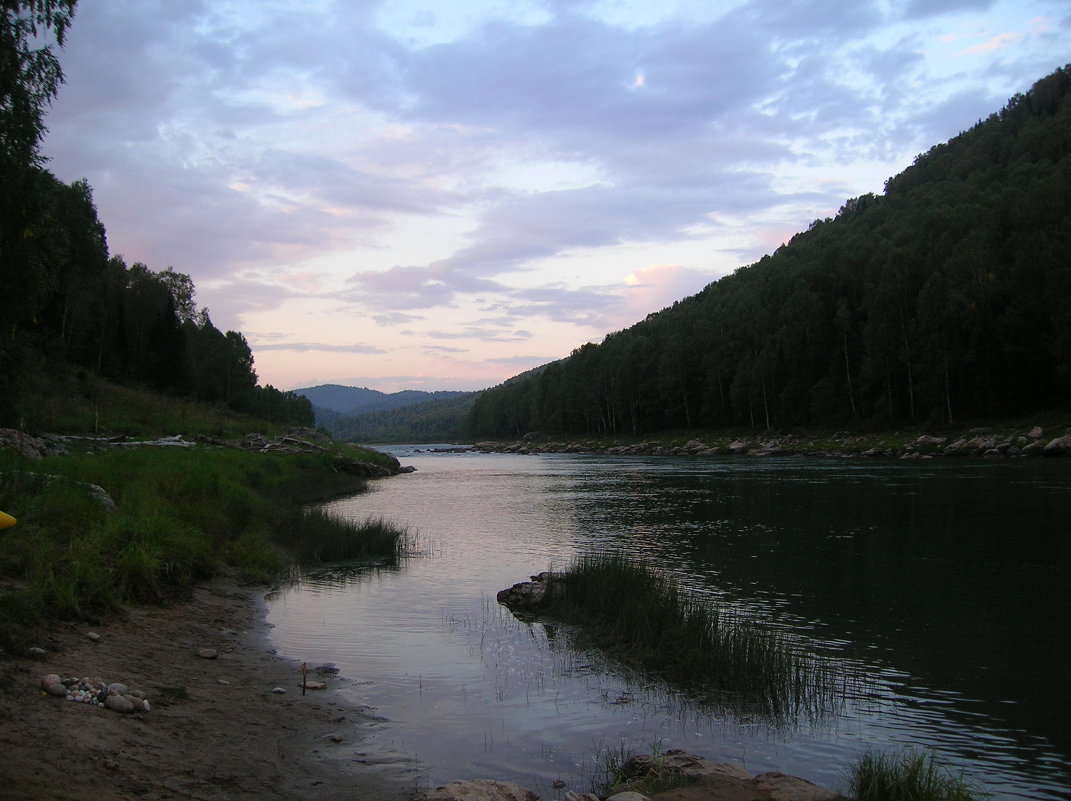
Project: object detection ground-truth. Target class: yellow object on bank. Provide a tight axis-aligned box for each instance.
[0,511,16,530]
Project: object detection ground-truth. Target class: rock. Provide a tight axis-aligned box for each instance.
[27,647,46,658]
[606,793,651,801]
[198,648,219,659]
[562,793,600,801]
[86,631,101,642]
[914,434,946,447]
[104,694,135,713]
[272,687,287,694]
[128,697,150,712]
[1042,435,1071,457]
[728,439,750,454]
[107,682,129,695]
[1028,426,1044,439]
[0,428,47,460]
[496,572,565,615]
[45,683,68,697]
[1022,442,1044,457]
[302,680,327,691]
[40,674,61,690]
[610,750,837,801]
[421,779,539,801]
[751,771,838,801]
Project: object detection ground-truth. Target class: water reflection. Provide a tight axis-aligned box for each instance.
[265,451,1071,800]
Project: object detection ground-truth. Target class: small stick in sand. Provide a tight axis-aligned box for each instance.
[301,662,307,695]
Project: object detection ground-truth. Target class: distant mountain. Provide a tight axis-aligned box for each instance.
[328,392,479,443]
[294,384,468,419]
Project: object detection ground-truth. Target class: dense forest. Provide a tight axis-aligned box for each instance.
[324,392,477,443]
[0,2,312,429]
[465,66,1071,439]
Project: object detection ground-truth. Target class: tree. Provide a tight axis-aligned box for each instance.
[1,1,78,353]
[0,0,76,167]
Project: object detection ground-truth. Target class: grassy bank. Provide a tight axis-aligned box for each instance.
[0,444,411,653]
[546,553,842,722]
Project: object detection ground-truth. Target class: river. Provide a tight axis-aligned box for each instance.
[265,448,1071,799]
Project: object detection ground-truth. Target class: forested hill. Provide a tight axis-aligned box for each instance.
[295,384,468,417]
[0,4,311,431]
[464,66,1071,440]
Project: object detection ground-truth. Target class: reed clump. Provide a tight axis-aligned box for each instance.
[0,445,408,652]
[848,749,986,801]
[548,552,840,721]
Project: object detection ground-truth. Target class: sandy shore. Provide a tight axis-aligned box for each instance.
[0,576,414,801]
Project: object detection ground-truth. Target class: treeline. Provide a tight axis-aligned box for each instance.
[327,393,477,443]
[465,66,1071,438]
[0,2,311,429]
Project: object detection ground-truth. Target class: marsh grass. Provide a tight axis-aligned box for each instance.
[276,509,414,565]
[548,552,842,723]
[0,445,408,652]
[849,749,987,801]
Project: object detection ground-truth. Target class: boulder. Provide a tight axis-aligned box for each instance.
[104,694,135,713]
[728,440,750,455]
[0,429,47,460]
[914,434,947,447]
[421,779,539,801]
[496,572,564,615]
[751,771,838,801]
[610,750,837,801]
[1042,435,1071,457]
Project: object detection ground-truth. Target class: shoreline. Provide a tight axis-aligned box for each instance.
[0,574,848,801]
[0,575,414,801]
[468,422,1071,460]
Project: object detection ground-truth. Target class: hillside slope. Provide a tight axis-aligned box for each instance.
[465,66,1071,439]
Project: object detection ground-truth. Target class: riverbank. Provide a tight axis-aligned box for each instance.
[1,574,847,801]
[0,574,414,801]
[471,420,1071,460]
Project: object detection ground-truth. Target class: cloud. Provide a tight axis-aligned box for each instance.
[903,0,997,19]
[250,342,386,354]
[960,32,1025,54]
[622,263,716,318]
[38,0,1070,390]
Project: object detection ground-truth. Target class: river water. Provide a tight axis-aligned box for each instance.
[265,448,1071,799]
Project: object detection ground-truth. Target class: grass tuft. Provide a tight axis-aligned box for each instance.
[545,552,842,722]
[849,749,987,801]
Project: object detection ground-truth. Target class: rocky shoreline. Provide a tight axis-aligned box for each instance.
[469,423,1071,460]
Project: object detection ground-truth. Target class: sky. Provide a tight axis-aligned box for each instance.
[41,0,1069,393]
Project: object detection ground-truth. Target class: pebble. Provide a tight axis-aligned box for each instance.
[272,687,287,694]
[28,647,46,657]
[198,648,219,659]
[303,680,327,691]
[42,674,150,714]
[86,632,101,642]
